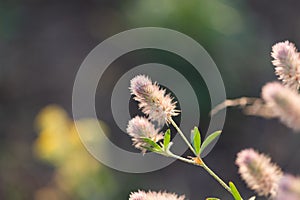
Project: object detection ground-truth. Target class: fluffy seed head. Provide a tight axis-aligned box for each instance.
[129,190,186,200]
[275,174,300,200]
[236,148,283,197]
[130,75,179,126]
[271,41,300,90]
[126,116,163,153]
[262,82,300,131]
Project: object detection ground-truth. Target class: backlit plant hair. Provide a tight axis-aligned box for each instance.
[127,75,243,200]
[125,40,300,200]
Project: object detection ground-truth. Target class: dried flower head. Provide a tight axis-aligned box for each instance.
[262,82,300,131]
[241,98,277,119]
[275,174,300,200]
[130,75,179,126]
[129,190,186,200]
[236,148,283,197]
[126,116,163,153]
[271,41,300,90]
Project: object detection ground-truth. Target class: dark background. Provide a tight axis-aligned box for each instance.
[1,0,300,199]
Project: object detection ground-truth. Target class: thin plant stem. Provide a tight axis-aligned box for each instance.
[165,150,232,194]
[168,118,232,195]
[202,162,232,193]
[165,151,196,165]
[169,118,197,156]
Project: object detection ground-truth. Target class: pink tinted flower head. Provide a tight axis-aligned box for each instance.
[236,148,282,197]
[129,190,186,200]
[271,41,300,90]
[130,75,179,126]
[261,82,300,131]
[275,174,300,200]
[130,75,153,97]
[126,116,163,153]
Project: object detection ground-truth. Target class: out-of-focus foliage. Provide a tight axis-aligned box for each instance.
[125,0,245,37]
[33,105,117,200]
[123,0,272,98]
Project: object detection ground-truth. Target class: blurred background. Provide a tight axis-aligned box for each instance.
[1,0,300,199]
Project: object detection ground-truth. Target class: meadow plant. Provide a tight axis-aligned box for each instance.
[275,175,300,200]
[126,41,300,200]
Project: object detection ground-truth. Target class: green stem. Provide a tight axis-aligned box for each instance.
[202,162,232,193]
[164,151,231,194]
[167,118,232,195]
[169,118,197,156]
[165,151,195,165]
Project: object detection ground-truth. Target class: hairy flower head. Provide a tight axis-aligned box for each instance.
[275,174,300,200]
[126,116,163,153]
[271,41,300,90]
[130,75,179,126]
[236,148,283,197]
[129,190,186,200]
[262,82,300,131]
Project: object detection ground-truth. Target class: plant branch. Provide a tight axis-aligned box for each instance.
[169,118,197,156]
[202,162,232,193]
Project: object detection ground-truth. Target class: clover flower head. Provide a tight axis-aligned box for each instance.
[129,190,186,200]
[130,75,179,126]
[126,116,163,153]
[271,41,300,90]
[236,148,282,197]
[262,82,300,131]
[275,174,300,200]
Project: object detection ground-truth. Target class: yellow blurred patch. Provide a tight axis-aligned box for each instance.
[33,105,113,199]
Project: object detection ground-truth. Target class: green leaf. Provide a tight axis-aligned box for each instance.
[206,198,220,200]
[200,130,221,154]
[229,181,242,200]
[191,126,201,155]
[164,129,171,151]
[142,137,162,152]
[140,145,155,152]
